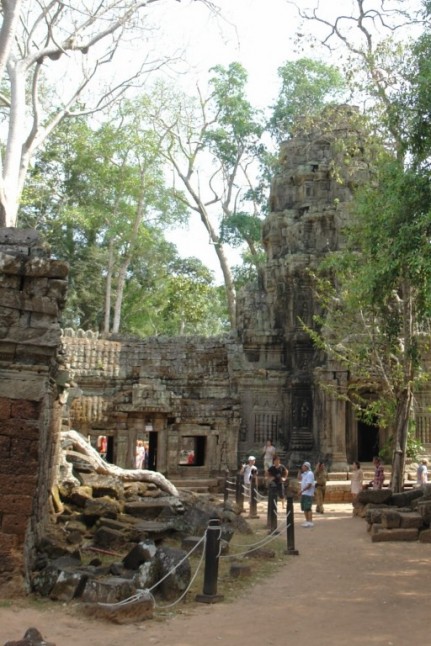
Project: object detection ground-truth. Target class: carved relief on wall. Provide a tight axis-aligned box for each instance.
[253,410,281,444]
[293,341,314,370]
[290,389,314,450]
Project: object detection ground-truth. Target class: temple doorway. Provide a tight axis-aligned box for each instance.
[357,420,379,462]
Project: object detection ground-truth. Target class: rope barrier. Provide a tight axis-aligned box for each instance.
[223,516,290,557]
[152,536,207,609]
[148,533,206,593]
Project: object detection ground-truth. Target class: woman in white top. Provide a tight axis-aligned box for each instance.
[262,439,276,473]
[350,461,364,500]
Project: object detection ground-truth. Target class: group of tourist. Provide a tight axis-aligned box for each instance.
[240,440,429,529]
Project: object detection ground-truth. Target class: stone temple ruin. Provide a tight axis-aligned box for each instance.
[1,106,431,589]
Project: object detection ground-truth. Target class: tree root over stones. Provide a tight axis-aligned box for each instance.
[58,430,179,497]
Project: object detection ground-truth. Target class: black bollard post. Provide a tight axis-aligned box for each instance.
[285,493,299,555]
[249,474,259,518]
[196,519,224,603]
[267,483,278,533]
[236,473,244,512]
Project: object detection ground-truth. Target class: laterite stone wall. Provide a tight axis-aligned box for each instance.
[0,229,68,592]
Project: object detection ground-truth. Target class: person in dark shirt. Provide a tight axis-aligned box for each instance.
[267,455,288,507]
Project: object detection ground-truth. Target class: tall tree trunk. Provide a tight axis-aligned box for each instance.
[391,280,415,493]
[104,240,115,334]
[390,387,413,493]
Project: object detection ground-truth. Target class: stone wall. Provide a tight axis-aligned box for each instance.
[0,229,68,591]
[62,332,241,478]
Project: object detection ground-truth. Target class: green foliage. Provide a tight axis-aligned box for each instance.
[268,58,347,142]
[19,115,226,336]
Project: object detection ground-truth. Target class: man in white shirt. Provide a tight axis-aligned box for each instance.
[299,461,315,527]
[240,456,258,498]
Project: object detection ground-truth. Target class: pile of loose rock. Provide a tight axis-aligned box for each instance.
[354,485,431,542]
[29,432,252,623]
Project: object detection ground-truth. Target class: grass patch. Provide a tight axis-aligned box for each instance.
[154,516,291,617]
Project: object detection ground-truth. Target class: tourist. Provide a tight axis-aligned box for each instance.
[298,461,315,527]
[350,460,364,501]
[416,458,428,487]
[135,440,146,469]
[267,455,288,508]
[370,456,384,490]
[240,456,258,499]
[262,439,276,474]
[314,461,328,514]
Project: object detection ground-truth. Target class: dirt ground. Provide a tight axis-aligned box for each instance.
[1,502,430,646]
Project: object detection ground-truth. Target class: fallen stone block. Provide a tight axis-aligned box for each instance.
[230,562,252,578]
[418,528,431,543]
[82,589,154,624]
[381,510,401,529]
[371,528,419,542]
[398,512,423,529]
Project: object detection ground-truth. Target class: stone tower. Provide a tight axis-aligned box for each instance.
[234,106,371,469]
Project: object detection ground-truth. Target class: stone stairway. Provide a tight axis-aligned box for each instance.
[168,477,221,494]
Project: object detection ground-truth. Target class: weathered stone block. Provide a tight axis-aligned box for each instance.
[10,399,40,419]
[154,546,191,601]
[419,528,431,543]
[49,569,87,602]
[398,512,423,529]
[381,511,401,529]
[123,540,157,570]
[230,562,252,578]
[0,494,33,515]
[82,589,154,623]
[1,513,30,538]
[81,576,138,604]
[371,528,419,542]
[93,526,128,551]
[0,397,11,418]
[417,500,431,525]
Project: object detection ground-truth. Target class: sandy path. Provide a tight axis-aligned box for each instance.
[1,503,430,646]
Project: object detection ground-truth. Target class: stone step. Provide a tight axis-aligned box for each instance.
[169,478,220,494]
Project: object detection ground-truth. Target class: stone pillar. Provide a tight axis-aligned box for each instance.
[0,229,68,592]
[316,368,349,470]
[154,416,167,474]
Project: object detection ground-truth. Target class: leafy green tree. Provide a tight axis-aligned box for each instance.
[290,0,431,490]
[19,114,227,335]
[146,63,266,328]
[268,58,347,142]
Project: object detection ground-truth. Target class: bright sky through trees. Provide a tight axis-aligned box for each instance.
[147,0,299,280]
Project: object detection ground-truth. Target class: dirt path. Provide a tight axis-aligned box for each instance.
[1,502,430,646]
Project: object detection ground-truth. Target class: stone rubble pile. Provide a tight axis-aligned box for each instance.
[354,485,431,542]
[29,435,251,622]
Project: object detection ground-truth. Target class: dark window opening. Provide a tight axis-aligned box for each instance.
[178,435,206,467]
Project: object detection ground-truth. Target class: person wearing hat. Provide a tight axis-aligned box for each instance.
[240,456,258,499]
[299,461,315,527]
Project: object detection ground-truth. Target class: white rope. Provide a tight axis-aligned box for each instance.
[219,522,291,560]
[224,516,290,556]
[96,590,147,608]
[148,532,206,593]
[152,536,207,610]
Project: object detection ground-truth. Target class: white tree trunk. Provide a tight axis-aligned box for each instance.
[59,430,179,497]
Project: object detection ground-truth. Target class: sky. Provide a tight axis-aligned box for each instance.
[130,0,423,283]
[147,0,302,281]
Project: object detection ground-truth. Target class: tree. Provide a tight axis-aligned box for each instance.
[289,0,431,490]
[146,63,265,327]
[19,114,227,336]
[268,58,347,142]
[0,0,218,228]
